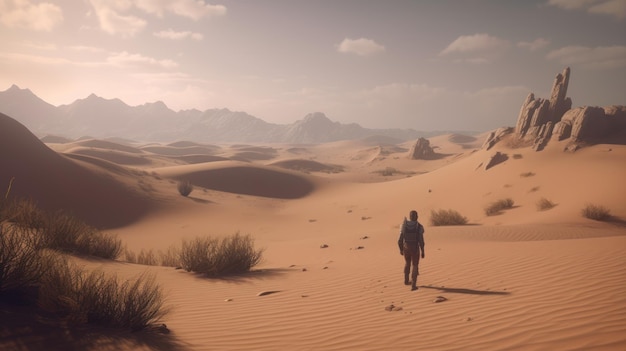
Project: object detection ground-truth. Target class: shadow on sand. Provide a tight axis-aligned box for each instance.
[188,267,294,284]
[419,285,511,296]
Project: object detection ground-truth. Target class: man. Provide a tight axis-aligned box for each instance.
[397,210,425,291]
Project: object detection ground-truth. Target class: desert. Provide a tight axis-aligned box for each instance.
[2,1,626,350]
[2,73,626,350]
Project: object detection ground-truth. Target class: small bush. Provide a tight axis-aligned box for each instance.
[181,233,263,276]
[40,261,167,330]
[124,246,181,267]
[177,180,194,197]
[581,204,611,221]
[512,154,523,159]
[0,224,56,295]
[42,211,122,259]
[430,209,468,226]
[536,197,556,211]
[520,172,535,177]
[485,198,515,216]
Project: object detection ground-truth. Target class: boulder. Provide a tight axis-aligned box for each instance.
[408,137,436,159]
[484,152,508,170]
[563,106,609,142]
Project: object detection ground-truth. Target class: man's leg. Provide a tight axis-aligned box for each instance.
[403,250,411,285]
[411,255,420,291]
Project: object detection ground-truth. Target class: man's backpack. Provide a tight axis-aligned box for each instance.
[403,219,422,244]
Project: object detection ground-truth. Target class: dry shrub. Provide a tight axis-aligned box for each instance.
[181,233,263,276]
[581,204,611,221]
[40,260,167,330]
[520,172,535,177]
[42,211,121,259]
[485,198,515,216]
[177,180,194,197]
[124,245,181,267]
[430,209,468,226]
[536,197,556,211]
[0,224,56,297]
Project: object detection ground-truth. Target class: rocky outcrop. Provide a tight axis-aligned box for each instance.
[408,137,436,159]
[511,67,625,151]
[482,127,513,150]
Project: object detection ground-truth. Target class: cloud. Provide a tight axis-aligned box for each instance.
[154,29,203,40]
[337,38,386,56]
[0,0,63,31]
[439,33,511,63]
[107,51,179,69]
[547,0,626,19]
[89,0,146,36]
[517,38,550,51]
[134,0,227,20]
[547,45,626,69]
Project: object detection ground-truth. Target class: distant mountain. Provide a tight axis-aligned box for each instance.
[0,85,451,143]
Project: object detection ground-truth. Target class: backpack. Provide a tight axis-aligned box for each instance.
[403,219,422,244]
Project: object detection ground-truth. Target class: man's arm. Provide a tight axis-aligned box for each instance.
[419,224,425,258]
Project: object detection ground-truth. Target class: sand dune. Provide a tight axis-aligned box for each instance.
[2,111,626,350]
[268,158,344,173]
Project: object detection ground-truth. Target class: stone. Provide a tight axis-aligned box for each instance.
[433,296,448,303]
[482,127,513,150]
[408,137,436,159]
[484,152,508,170]
[548,67,571,122]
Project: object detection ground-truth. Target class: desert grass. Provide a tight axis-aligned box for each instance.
[124,246,181,267]
[1,197,122,259]
[39,259,167,330]
[429,209,468,226]
[1,223,168,330]
[180,233,263,276]
[177,180,194,197]
[536,197,556,211]
[581,203,612,221]
[0,224,56,296]
[485,198,515,216]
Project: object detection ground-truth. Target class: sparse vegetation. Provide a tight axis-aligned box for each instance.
[529,186,540,193]
[484,198,515,216]
[536,197,556,211]
[180,233,263,276]
[1,195,168,331]
[512,154,523,159]
[520,172,535,177]
[581,203,612,221]
[124,246,181,267]
[39,260,167,330]
[177,180,194,197]
[430,209,468,226]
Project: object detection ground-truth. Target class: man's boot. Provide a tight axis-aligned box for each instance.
[411,272,418,291]
[404,273,410,285]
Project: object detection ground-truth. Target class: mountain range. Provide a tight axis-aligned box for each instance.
[0,85,464,144]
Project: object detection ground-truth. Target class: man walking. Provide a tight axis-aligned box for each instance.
[398,210,425,291]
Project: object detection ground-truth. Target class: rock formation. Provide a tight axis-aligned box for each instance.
[511,67,625,151]
[408,137,436,160]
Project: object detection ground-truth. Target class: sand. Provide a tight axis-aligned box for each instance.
[1,112,625,350]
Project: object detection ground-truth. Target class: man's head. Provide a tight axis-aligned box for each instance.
[409,210,418,221]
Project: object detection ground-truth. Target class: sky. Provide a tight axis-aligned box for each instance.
[0,0,625,132]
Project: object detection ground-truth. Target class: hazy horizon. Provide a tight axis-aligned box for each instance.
[1,0,625,131]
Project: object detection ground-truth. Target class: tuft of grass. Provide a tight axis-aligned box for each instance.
[1,196,167,331]
[39,260,167,330]
[430,209,468,226]
[177,180,194,197]
[581,204,612,221]
[520,172,535,177]
[536,197,556,211]
[484,198,515,216]
[180,233,263,276]
[41,211,122,259]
